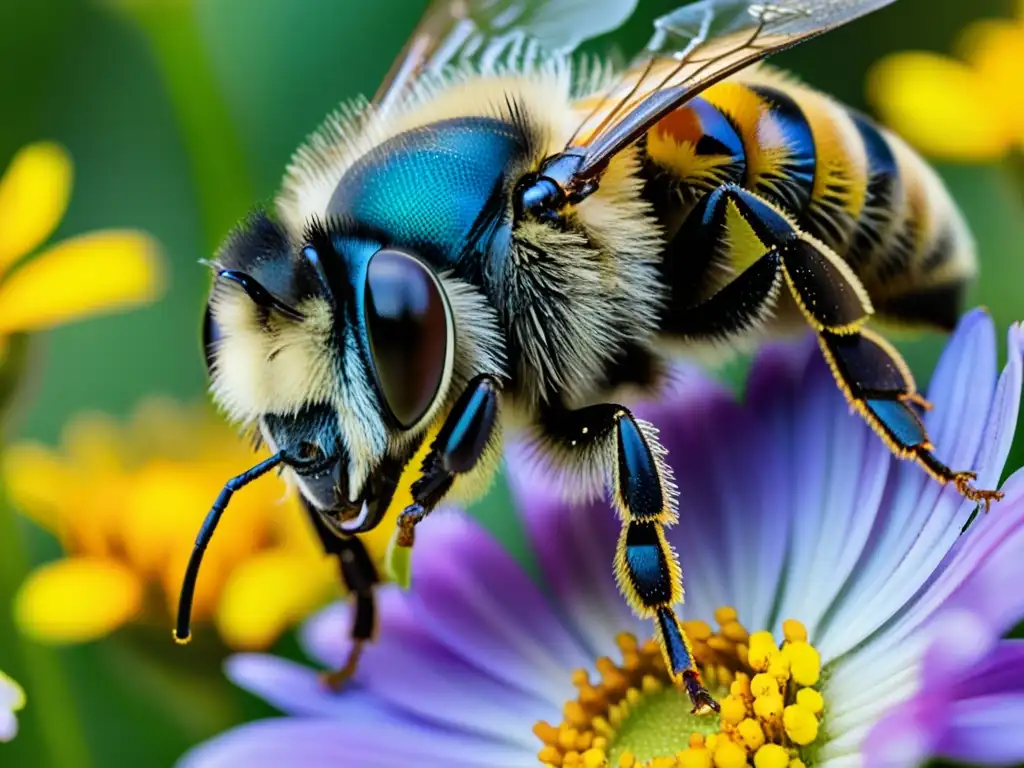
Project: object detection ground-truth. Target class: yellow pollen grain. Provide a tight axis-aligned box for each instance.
[782,620,807,644]
[767,655,790,680]
[684,620,714,642]
[533,614,827,768]
[730,674,752,699]
[715,607,739,625]
[750,674,779,698]
[754,744,790,768]
[753,694,783,722]
[737,719,766,751]
[783,705,819,746]
[721,621,749,643]
[747,632,779,671]
[795,688,824,715]
[720,695,748,726]
[713,739,747,768]
[680,747,712,768]
[782,643,821,687]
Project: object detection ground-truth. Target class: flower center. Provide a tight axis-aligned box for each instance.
[534,608,826,767]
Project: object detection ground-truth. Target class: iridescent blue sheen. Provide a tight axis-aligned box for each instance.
[866,398,927,448]
[748,85,816,213]
[328,117,526,269]
[689,96,745,167]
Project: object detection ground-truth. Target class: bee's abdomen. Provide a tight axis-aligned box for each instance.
[638,71,976,332]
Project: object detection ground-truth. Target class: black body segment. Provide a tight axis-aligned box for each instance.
[743,84,817,216]
[848,112,901,269]
[640,77,971,332]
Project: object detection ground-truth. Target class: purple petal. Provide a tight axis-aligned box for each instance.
[815,311,1004,661]
[768,341,892,644]
[402,511,588,705]
[915,471,1024,640]
[177,718,530,768]
[951,640,1024,700]
[225,654,398,720]
[937,693,1024,765]
[300,589,551,749]
[859,693,948,768]
[505,443,646,660]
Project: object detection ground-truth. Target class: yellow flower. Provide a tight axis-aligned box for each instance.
[3,399,391,650]
[0,142,163,343]
[866,1,1024,161]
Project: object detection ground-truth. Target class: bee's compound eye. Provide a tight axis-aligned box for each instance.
[364,248,450,428]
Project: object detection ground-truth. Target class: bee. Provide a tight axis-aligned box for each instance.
[175,0,1003,712]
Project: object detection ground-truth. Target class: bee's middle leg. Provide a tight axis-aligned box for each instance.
[396,374,502,547]
[540,403,719,714]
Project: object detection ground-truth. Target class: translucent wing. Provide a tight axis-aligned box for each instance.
[373,0,639,115]
[567,0,897,181]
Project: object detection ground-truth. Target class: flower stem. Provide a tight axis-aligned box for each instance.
[0,341,91,767]
[1006,150,1024,211]
[105,0,255,251]
[0,333,29,417]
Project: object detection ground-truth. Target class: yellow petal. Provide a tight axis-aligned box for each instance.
[15,557,143,643]
[0,143,72,275]
[215,549,335,650]
[866,52,1012,161]
[2,443,73,535]
[958,20,1024,140]
[0,230,164,334]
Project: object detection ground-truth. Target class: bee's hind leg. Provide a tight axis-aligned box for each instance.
[301,501,379,690]
[539,403,719,714]
[818,328,1003,509]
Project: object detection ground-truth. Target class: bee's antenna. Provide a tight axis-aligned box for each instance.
[173,451,286,644]
[216,270,306,321]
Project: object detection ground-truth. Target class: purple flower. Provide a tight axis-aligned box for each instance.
[180,309,1024,768]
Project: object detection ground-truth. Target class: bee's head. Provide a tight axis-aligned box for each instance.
[203,211,468,532]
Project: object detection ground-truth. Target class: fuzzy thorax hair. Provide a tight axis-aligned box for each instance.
[276,61,667,412]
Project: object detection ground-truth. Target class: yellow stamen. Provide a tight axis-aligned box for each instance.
[534,614,826,767]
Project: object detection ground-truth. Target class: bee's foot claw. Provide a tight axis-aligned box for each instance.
[954,472,1003,512]
[683,670,720,715]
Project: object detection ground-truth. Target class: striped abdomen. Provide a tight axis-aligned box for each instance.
[636,68,975,332]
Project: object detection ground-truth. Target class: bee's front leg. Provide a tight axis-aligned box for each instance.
[299,500,380,691]
[396,374,501,547]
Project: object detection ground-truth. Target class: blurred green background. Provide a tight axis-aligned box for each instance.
[0,0,1022,765]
